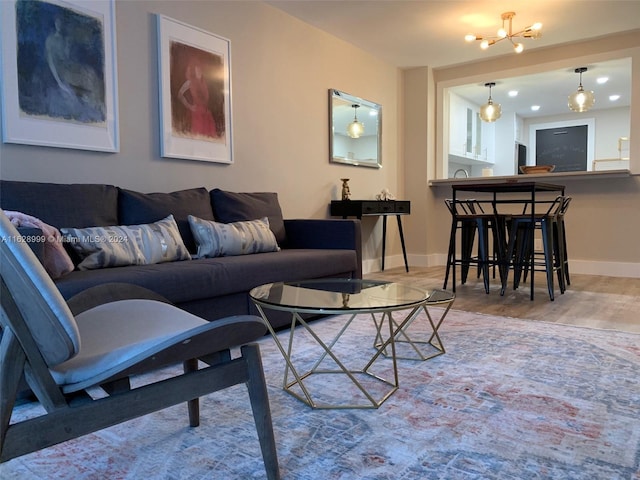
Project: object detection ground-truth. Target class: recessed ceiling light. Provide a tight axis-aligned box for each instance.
[508,90,518,97]
[609,94,621,101]
[531,105,540,111]
[597,76,609,84]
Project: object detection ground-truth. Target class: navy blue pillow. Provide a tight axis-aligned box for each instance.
[210,189,286,246]
[118,187,214,254]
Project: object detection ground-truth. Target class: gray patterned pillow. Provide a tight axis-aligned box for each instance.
[188,215,280,258]
[61,215,190,270]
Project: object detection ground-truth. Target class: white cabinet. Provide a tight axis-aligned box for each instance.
[448,92,494,169]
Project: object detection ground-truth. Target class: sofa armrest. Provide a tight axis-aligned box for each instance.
[283,219,362,278]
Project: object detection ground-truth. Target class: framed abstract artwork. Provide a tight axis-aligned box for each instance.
[0,0,119,152]
[157,15,233,164]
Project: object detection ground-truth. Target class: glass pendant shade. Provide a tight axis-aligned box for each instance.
[479,100,502,122]
[568,85,595,112]
[479,82,501,122]
[568,67,595,112]
[347,120,364,138]
[346,104,364,138]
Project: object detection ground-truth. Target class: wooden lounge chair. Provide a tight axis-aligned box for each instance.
[0,211,280,479]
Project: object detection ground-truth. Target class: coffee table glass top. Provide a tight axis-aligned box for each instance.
[250,278,430,314]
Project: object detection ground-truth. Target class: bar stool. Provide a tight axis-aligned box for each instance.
[501,196,568,300]
[443,199,505,294]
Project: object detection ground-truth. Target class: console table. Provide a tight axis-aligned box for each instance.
[330,200,410,272]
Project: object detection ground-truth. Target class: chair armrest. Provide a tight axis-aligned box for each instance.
[283,219,362,278]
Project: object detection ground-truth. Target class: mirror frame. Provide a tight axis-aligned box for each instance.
[329,89,382,169]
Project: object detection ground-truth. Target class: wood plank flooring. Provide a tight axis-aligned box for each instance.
[364,266,640,333]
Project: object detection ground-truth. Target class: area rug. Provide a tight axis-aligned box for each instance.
[2,310,639,479]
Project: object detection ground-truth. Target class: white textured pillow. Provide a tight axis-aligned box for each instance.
[61,215,191,270]
[188,215,280,258]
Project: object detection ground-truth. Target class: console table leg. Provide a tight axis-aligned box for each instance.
[382,216,387,271]
[397,215,409,272]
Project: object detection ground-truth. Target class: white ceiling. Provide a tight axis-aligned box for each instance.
[267,1,640,68]
[267,1,640,117]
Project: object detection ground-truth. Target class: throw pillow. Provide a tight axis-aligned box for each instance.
[210,189,286,246]
[118,187,214,254]
[188,215,280,258]
[61,215,190,270]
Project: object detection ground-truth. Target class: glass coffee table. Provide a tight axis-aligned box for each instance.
[250,279,454,409]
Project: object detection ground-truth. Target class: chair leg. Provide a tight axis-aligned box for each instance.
[541,221,555,301]
[183,359,200,427]
[0,330,25,455]
[443,221,457,290]
[475,220,490,294]
[460,223,476,285]
[242,344,280,480]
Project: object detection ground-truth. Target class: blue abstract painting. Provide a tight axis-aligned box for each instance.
[15,0,106,124]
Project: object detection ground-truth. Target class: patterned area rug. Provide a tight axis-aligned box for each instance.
[3,310,640,479]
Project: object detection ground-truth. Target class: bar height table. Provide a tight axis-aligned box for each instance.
[451,181,565,300]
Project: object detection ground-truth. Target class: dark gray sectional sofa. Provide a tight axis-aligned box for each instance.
[0,180,362,329]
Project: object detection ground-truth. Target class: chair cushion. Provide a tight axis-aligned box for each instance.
[50,299,208,387]
[49,300,265,392]
[210,189,286,246]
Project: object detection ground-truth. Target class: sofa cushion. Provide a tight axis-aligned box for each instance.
[118,187,214,254]
[188,215,279,258]
[54,249,359,304]
[61,215,190,270]
[210,189,286,245]
[0,180,118,229]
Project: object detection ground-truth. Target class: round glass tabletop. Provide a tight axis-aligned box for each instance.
[249,278,434,314]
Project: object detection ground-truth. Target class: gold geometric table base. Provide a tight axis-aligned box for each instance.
[374,290,455,361]
[254,306,422,409]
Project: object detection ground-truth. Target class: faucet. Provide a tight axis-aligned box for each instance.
[454,168,469,178]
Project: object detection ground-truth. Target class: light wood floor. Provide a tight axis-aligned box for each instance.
[364,265,640,334]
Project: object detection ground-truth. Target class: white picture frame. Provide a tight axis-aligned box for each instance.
[157,15,233,164]
[0,0,119,152]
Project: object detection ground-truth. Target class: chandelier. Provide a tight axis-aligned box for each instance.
[347,104,364,139]
[465,12,542,54]
[568,67,595,112]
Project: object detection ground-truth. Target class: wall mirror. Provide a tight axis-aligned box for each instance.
[329,89,382,168]
[441,56,631,178]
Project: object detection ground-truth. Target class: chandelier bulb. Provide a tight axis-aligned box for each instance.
[514,42,524,53]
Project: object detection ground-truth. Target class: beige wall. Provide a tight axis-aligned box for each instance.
[2,2,639,276]
[404,30,640,277]
[0,1,403,272]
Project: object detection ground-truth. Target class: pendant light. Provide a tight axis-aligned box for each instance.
[479,82,501,123]
[568,67,595,112]
[347,104,365,138]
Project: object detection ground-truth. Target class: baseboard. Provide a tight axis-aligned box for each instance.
[363,254,640,279]
[568,259,640,278]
